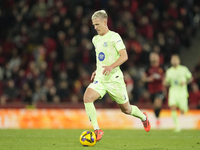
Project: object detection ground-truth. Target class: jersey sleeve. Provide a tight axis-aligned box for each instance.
[92,36,96,47]
[113,33,126,51]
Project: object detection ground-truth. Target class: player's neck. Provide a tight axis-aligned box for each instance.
[100,28,109,36]
[151,62,159,67]
[173,65,179,68]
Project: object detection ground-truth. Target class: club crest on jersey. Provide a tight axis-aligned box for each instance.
[98,52,105,61]
[94,81,98,84]
[174,80,179,85]
[103,42,108,47]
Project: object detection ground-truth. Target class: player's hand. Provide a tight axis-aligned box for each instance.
[91,71,96,81]
[180,82,186,86]
[102,66,113,76]
[148,76,154,82]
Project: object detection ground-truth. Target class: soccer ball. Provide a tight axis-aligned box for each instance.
[79,130,97,147]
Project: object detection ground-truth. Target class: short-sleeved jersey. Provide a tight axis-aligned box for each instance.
[165,65,192,97]
[92,30,126,82]
[145,65,165,94]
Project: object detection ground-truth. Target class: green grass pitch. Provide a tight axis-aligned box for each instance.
[0,129,199,150]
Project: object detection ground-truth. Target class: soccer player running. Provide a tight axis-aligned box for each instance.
[163,54,193,132]
[83,10,151,141]
[143,52,165,129]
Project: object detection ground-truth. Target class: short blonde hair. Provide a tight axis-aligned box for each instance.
[91,10,108,20]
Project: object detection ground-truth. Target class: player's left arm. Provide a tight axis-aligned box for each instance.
[187,77,193,84]
[181,67,193,86]
[181,77,193,86]
[102,49,128,75]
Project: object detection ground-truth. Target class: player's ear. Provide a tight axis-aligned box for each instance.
[103,19,107,25]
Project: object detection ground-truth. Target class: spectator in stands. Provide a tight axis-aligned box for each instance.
[32,79,44,105]
[137,15,154,40]
[57,80,69,101]
[20,83,33,105]
[0,46,5,66]
[30,0,48,19]
[46,86,60,103]
[1,63,12,81]
[124,71,134,101]
[0,79,18,105]
[15,69,26,89]
[193,60,200,88]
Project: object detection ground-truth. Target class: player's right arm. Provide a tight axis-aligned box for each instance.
[101,32,127,76]
[163,69,170,87]
[142,73,154,82]
[102,49,127,76]
[142,67,154,82]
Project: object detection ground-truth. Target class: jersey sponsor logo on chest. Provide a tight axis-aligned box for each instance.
[98,52,105,61]
[103,42,108,47]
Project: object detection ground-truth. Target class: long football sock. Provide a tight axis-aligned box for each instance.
[171,110,179,129]
[130,105,146,121]
[154,108,161,118]
[84,102,100,130]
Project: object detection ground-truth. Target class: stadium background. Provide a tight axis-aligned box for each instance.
[0,0,200,129]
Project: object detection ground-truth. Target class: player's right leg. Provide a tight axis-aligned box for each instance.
[169,96,181,132]
[83,84,105,141]
[152,92,164,129]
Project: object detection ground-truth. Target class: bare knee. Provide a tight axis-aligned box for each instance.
[180,110,184,114]
[83,93,94,103]
[118,102,132,114]
[83,88,100,103]
[170,105,177,111]
[154,98,162,108]
[121,107,132,114]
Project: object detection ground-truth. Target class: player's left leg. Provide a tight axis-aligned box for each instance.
[170,105,180,132]
[153,92,164,129]
[106,80,150,132]
[118,101,151,132]
[169,95,181,132]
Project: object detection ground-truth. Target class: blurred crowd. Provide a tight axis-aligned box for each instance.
[0,0,200,108]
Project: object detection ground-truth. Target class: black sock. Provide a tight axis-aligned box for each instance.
[154,108,161,118]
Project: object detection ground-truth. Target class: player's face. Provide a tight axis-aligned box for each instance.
[171,56,180,66]
[92,18,107,36]
[150,53,159,64]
